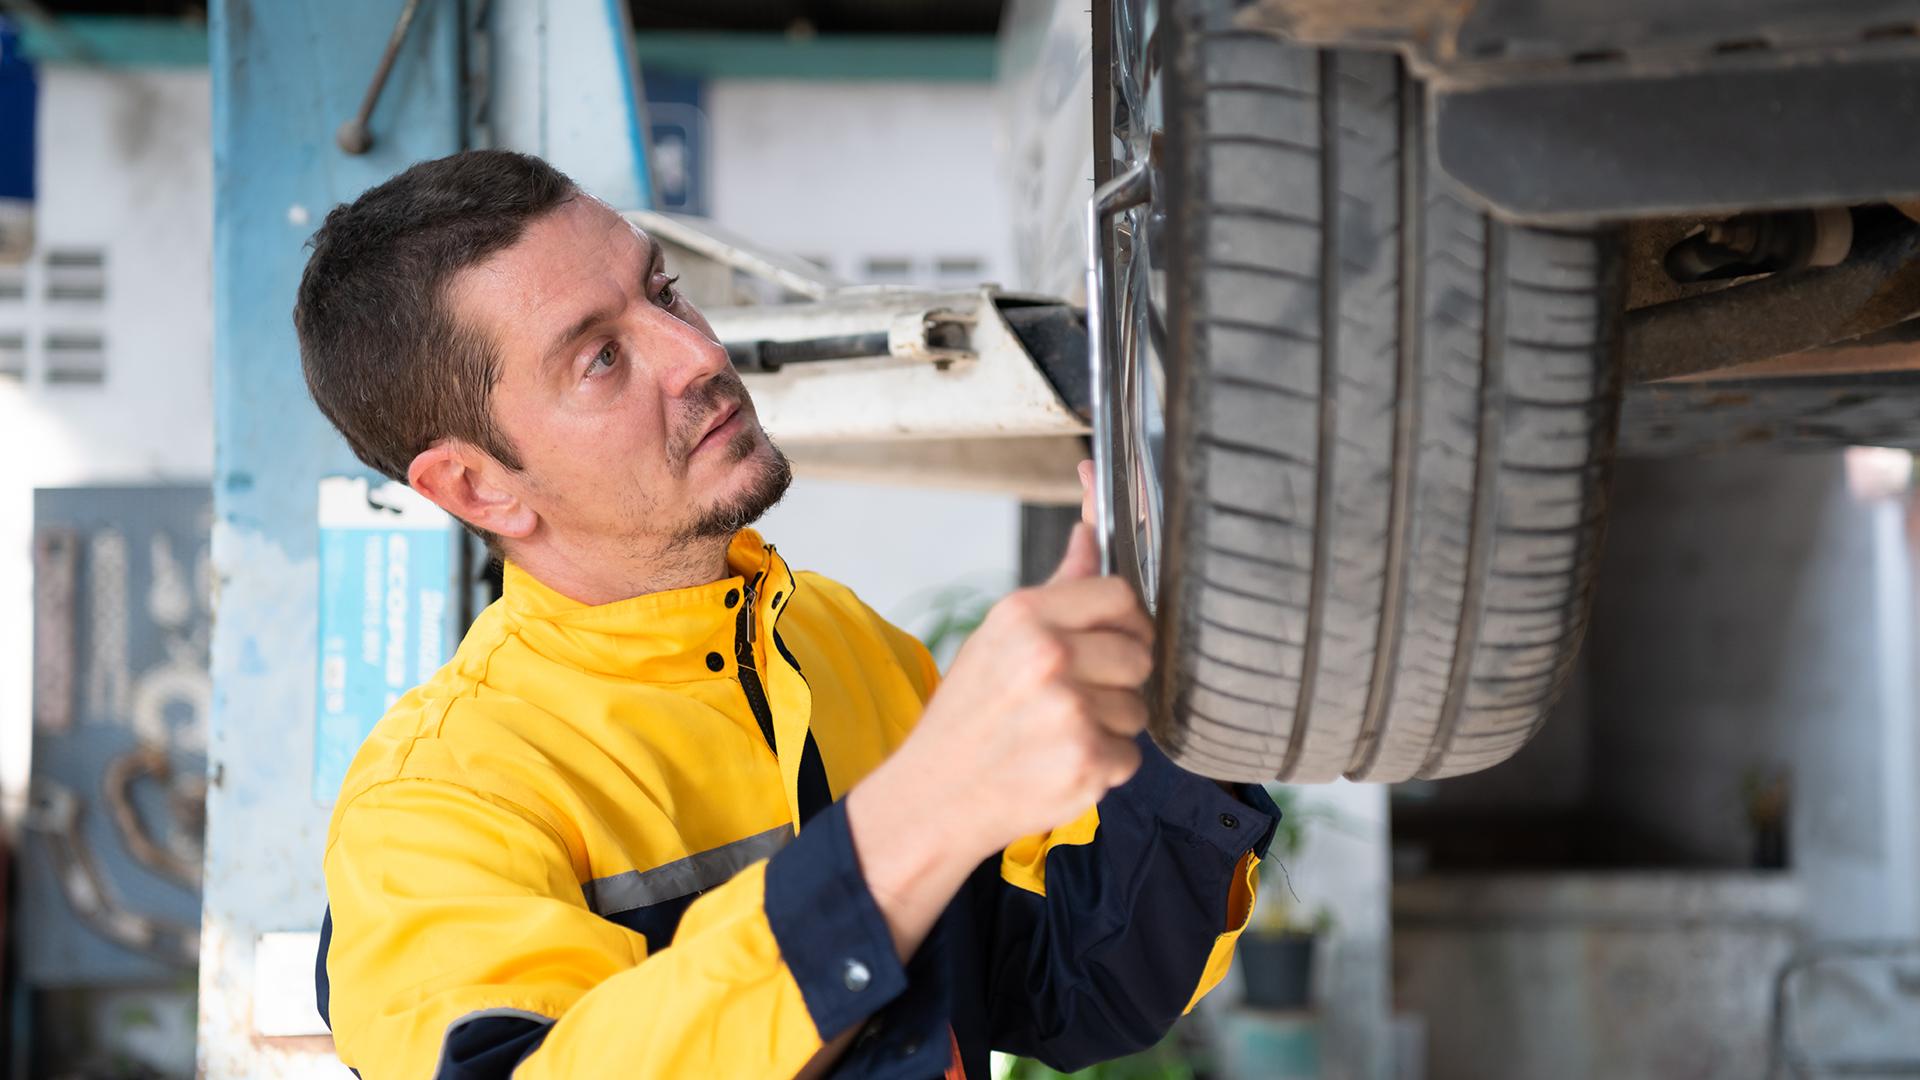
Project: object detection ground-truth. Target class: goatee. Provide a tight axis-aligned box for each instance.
[683,434,793,541]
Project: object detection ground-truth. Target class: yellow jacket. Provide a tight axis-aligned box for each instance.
[319,529,1276,1079]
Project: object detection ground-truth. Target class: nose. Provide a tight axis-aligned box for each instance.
[647,307,732,400]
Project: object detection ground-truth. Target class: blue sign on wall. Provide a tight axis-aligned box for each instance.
[643,72,706,215]
[313,478,458,802]
[0,17,37,263]
[0,18,33,202]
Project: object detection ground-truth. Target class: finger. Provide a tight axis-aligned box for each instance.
[1047,521,1100,585]
[1064,629,1154,689]
[1077,459,1095,528]
[1031,575,1154,643]
[1084,686,1149,738]
[1093,730,1145,788]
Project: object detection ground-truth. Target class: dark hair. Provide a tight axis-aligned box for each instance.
[293,149,578,488]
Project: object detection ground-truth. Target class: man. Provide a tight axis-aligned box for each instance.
[299,149,1278,1080]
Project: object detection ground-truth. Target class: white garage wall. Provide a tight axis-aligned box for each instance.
[704,77,1026,624]
[1588,452,1920,940]
[0,66,214,825]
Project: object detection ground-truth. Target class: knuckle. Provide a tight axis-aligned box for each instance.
[1063,737,1101,784]
[1027,634,1069,678]
[1037,683,1079,722]
[1062,688,1095,725]
[1048,694,1096,740]
[997,588,1040,621]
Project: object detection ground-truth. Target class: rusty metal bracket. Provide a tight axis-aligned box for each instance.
[25,778,201,967]
[1622,218,1920,384]
[103,746,206,889]
[31,527,77,733]
[1236,0,1920,88]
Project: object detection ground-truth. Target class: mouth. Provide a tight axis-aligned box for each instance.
[691,401,744,456]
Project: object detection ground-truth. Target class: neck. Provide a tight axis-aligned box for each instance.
[504,530,736,606]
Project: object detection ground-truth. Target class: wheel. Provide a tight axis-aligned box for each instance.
[1095,0,1625,783]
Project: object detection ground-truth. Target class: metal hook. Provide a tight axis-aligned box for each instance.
[337,0,428,155]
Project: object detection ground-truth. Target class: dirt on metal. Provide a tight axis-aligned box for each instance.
[1234,0,1479,60]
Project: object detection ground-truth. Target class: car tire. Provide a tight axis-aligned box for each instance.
[1132,6,1626,782]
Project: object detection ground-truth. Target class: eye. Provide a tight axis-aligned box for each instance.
[657,273,681,307]
[585,342,618,377]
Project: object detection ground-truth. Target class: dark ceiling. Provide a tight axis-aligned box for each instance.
[11,0,1003,34]
[629,1,1001,34]
[8,0,205,15]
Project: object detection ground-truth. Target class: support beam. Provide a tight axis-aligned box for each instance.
[202,2,464,1075]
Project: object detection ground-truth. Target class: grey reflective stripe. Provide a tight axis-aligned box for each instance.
[433,1007,554,1078]
[580,825,790,916]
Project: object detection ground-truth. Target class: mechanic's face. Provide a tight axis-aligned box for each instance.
[450,196,789,557]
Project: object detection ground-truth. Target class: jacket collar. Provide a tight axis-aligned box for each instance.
[499,529,794,681]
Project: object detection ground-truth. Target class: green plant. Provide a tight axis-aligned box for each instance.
[1250,785,1346,935]
[901,582,998,668]
[998,1029,1209,1080]
[1742,765,1791,831]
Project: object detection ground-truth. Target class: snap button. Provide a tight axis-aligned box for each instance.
[1219,813,1239,830]
[705,652,724,672]
[841,958,871,992]
[724,588,739,608]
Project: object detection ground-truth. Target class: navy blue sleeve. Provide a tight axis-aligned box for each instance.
[317,906,555,1080]
[763,798,910,1040]
[980,735,1279,1072]
[435,1011,553,1078]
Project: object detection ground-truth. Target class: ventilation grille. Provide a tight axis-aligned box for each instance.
[46,249,107,303]
[45,331,106,384]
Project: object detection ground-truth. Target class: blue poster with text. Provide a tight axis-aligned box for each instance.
[314,478,457,801]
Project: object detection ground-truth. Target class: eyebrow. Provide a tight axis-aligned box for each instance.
[541,232,665,370]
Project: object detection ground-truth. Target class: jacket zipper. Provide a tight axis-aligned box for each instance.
[737,564,834,826]
[733,578,780,757]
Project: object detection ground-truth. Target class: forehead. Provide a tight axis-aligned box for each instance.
[446,197,653,346]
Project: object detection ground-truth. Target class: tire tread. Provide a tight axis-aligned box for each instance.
[1149,0,1620,782]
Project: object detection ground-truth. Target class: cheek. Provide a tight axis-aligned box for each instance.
[613,399,694,490]
[581,410,671,476]
[500,371,682,492]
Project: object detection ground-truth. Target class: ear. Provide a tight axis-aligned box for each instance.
[407,440,538,541]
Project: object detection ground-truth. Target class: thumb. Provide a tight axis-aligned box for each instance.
[1049,522,1100,584]
[1077,460,1095,528]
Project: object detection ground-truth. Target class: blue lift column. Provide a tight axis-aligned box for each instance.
[202,2,649,1074]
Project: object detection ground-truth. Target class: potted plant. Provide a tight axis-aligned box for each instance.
[1742,764,1791,870]
[1235,786,1334,1012]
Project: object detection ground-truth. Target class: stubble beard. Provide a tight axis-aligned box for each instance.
[680,426,793,542]
[660,368,793,545]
